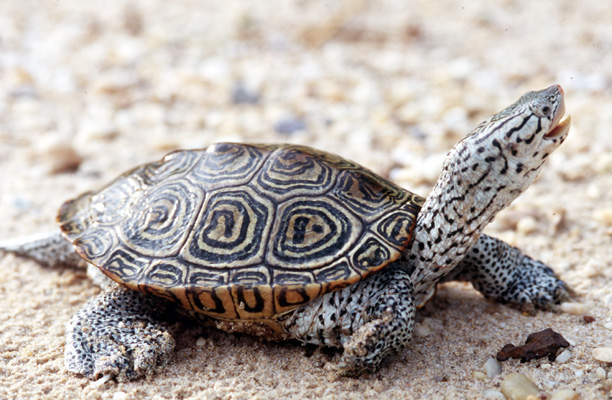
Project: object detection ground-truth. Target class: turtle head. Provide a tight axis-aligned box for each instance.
[460,84,570,194]
[409,85,570,305]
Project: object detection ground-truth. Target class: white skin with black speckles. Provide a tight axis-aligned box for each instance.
[0,85,572,380]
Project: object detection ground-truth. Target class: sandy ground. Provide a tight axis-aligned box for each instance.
[1,1,611,399]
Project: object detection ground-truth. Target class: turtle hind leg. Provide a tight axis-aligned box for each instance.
[449,234,572,314]
[0,230,85,268]
[284,267,416,376]
[65,285,175,381]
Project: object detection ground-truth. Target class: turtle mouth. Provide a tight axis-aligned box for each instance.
[545,88,570,139]
[545,114,571,139]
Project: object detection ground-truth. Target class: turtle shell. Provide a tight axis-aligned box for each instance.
[57,143,423,320]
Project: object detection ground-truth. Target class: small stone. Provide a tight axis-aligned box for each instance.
[482,357,502,377]
[593,208,612,226]
[413,322,433,338]
[596,367,607,380]
[516,216,539,235]
[231,82,260,105]
[592,347,612,363]
[500,373,541,400]
[497,328,570,362]
[583,315,595,323]
[473,370,486,380]
[483,389,505,399]
[560,302,591,315]
[274,116,307,135]
[46,146,83,174]
[549,389,580,400]
[196,337,207,347]
[555,349,572,363]
[113,391,128,400]
[91,373,113,388]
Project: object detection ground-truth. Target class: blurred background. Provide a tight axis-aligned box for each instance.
[1,0,610,218]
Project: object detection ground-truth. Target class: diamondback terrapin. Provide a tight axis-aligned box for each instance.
[1,85,572,381]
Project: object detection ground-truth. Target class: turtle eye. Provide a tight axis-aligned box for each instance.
[533,104,552,118]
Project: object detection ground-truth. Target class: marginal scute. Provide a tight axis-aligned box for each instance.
[350,234,394,275]
[274,283,321,315]
[232,285,274,319]
[57,143,421,320]
[333,169,409,220]
[103,247,149,282]
[57,192,95,240]
[73,227,117,266]
[375,207,421,247]
[188,285,237,319]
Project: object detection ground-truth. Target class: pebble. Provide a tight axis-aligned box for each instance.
[500,373,541,400]
[196,337,207,347]
[413,317,442,338]
[231,82,260,104]
[549,389,580,400]
[593,208,612,226]
[413,323,433,338]
[555,349,572,363]
[592,347,612,363]
[516,216,539,235]
[483,389,505,399]
[45,145,83,174]
[596,367,607,380]
[482,357,502,377]
[274,116,307,135]
[473,370,486,380]
[560,302,591,315]
[91,373,113,388]
[113,391,129,400]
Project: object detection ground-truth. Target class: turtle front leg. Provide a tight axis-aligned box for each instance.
[449,234,572,314]
[283,267,415,375]
[65,285,175,381]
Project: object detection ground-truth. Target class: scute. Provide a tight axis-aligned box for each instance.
[57,143,421,320]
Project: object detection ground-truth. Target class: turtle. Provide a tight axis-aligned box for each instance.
[0,84,572,381]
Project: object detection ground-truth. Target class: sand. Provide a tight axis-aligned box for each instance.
[1,0,611,399]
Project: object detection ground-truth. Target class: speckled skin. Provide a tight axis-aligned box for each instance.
[65,287,175,381]
[0,85,572,381]
[446,234,571,314]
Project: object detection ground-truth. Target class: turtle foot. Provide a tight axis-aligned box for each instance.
[503,262,573,315]
[65,287,175,381]
[453,234,573,315]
